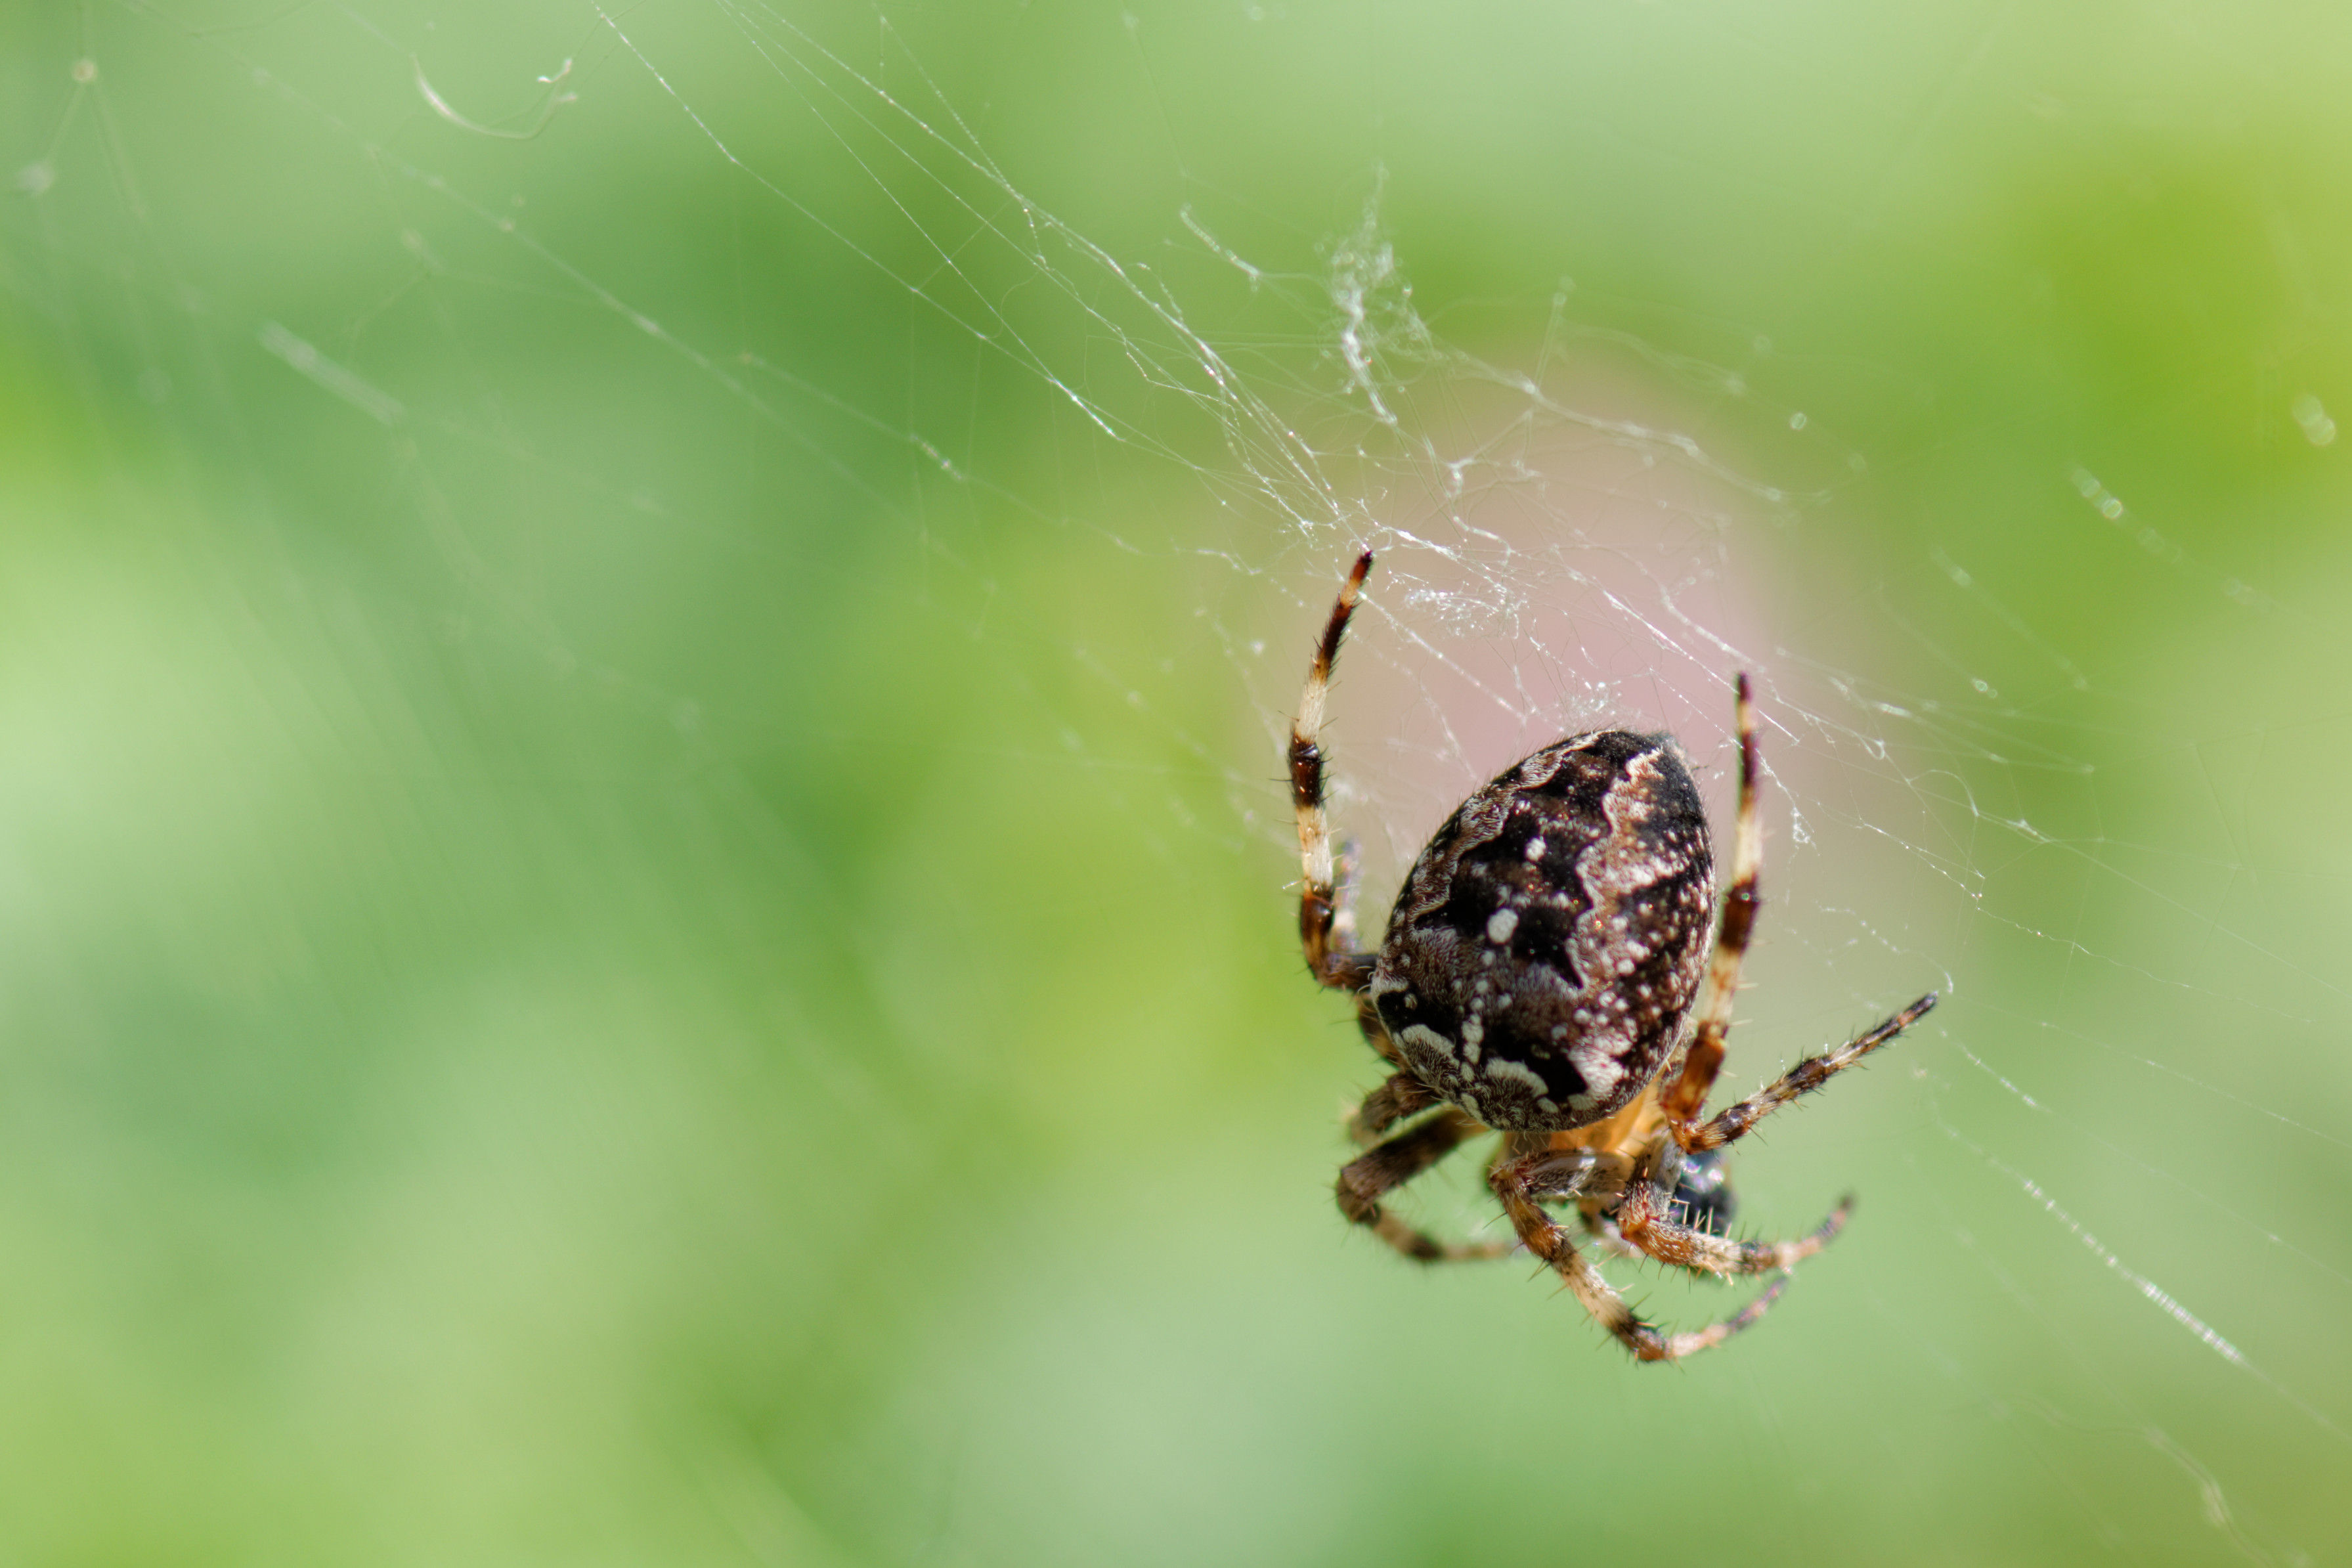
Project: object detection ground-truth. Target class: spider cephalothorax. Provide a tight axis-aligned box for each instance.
[1291,550,1936,1361]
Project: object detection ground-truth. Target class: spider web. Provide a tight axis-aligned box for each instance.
[4,2,2349,1563]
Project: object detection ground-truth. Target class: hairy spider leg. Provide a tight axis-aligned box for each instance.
[1680,992,1939,1153]
[1613,1182,1852,1276]
[1601,993,1932,1280]
[1659,672,1762,1148]
[1292,549,1379,991]
[1491,1145,1789,1362]
[1346,1070,1440,1146]
[1336,1104,1514,1263]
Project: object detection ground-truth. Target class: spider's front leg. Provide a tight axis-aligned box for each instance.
[1655,675,1937,1153]
[1491,1143,1789,1362]
[1679,992,1938,1154]
[1658,672,1764,1148]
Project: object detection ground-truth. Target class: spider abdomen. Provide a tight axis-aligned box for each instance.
[1365,730,1716,1133]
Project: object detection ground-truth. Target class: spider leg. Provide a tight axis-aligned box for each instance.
[1682,992,1938,1152]
[1346,1069,1440,1146]
[1352,992,1406,1072]
[1491,1148,1789,1361]
[1660,673,1762,1150]
[1612,1180,1851,1277]
[1293,550,1380,992]
[1338,1105,1512,1263]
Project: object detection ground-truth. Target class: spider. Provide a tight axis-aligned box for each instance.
[1292,550,1937,1361]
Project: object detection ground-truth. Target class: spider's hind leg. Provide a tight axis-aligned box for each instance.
[1292,552,1382,991]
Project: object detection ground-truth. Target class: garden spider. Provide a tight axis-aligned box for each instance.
[1293,550,1936,1361]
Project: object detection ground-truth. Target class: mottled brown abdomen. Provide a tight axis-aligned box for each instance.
[1365,731,1716,1131]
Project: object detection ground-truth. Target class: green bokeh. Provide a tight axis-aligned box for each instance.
[5,3,2349,1563]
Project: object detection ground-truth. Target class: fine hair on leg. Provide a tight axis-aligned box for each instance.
[1682,993,1939,1153]
[1614,1181,1852,1276]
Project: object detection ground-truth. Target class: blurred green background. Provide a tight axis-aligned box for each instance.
[5,1,2351,1563]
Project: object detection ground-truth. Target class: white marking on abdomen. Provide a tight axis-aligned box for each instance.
[1484,1058,1548,1096]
